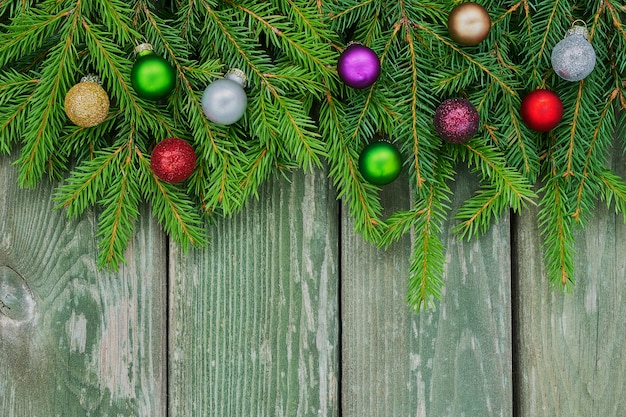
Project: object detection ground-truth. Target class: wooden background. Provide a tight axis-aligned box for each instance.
[1,146,625,416]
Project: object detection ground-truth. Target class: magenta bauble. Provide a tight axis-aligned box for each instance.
[337,43,381,89]
[433,98,480,144]
[150,137,197,183]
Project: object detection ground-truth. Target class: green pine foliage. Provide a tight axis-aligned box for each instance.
[1,0,625,310]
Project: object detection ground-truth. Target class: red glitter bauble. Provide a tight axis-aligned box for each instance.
[433,98,480,144]
[520,89,563,132]
[150,137,197,183]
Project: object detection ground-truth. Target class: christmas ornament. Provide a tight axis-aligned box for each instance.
[201,69,248,125]
[64,75,109,128]
[434,98,480,144]
[150,137,197,183]
[337,43,381,89]
[130,43,176,100]
[520,89,563,132]
[358,141,403,186]
[551,21,596,82]
[447,2,491,46]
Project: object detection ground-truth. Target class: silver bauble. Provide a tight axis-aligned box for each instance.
[551,24,596,82]
[201,69,248,125]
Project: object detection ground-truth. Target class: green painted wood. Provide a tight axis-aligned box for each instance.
[0,154,167,417]
[340,168,513,417]
[514,163,626,415]
[168,169,339,417]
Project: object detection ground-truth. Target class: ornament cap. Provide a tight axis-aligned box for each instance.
[134,42,154,55]
[225,68,247,88]
[80,74,102,85]
[565,20,589,40]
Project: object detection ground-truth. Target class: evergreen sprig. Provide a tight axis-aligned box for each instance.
[1,0,625,310]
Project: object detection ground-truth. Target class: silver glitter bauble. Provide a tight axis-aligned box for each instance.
[551,23,596,82]
[201,69,248,125]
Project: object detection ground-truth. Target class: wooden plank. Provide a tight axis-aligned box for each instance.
[514,161,626,415]
[168,168,339,417]
[341,167,513,417]
[0,154,167,416]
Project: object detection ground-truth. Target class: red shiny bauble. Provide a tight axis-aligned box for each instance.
[150,137,197,183]
[520,89,563,132]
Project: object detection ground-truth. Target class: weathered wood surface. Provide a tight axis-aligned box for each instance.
[2,150,626,416]
[168,168,339,417]
[0,154,167,416]
[515,156,626,416]
[341,168,512,417]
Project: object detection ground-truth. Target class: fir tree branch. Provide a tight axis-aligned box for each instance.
[321,90,384,240]
[414,23,516,97]
[80,17,150,126]
[93,0,141,43]
[136,147,207,249]
[143,3,255,216]
[398,7,426,188]
[453,141,536,238]
[238,145,276,203]
[571,92,617,223]
[382,156,453,311]
[0,6,72,68]
[96,142,141,269]
[539,177,575,289]
[229,0,335,83]
[463,142,535,204]
[539,132,576,289]
[0,71,38,154]
[17,4,81,186]
[598,168,626,224]
[196,0,325,169]
[3,0,624,305]
[562,78,586,178]
[605,1,626,44]
[143,2,227,158]
[328,0,376,26]
[54,144,128,217]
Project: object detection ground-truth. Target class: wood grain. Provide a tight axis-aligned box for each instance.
[340,168,513,417]
[514,163,626,415]
[168,168,339,417]
[0,154,167,417]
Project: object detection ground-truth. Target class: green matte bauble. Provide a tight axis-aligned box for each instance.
[358,141,403,185]
[130,43,176,100]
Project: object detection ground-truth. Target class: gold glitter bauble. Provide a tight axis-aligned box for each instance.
[447,2,491,46]
[64,81,110,127]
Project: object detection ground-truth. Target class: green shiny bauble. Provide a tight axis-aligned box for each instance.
[130,44,176,100]
[358,141,403,185]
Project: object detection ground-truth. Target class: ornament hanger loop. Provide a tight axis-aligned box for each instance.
[566,19,589,39]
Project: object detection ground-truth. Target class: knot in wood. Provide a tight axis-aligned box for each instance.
[0,265,36,323]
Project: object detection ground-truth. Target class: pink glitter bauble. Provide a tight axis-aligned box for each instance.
[337,43,381,89]
[433,98,480,143]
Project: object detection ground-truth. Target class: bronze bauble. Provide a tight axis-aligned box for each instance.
[64,80,110,128]
[447,2,491,46]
